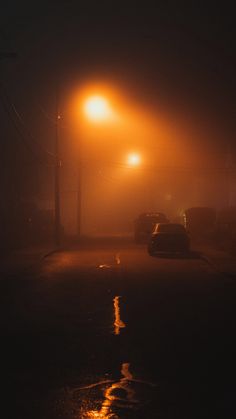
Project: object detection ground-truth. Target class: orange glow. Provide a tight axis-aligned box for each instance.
[86,363,135,418]
[84,95,112,122]
[76,362,156,417]
[70,82,122,129]
[113,296,126,335]
[127,153,141,166]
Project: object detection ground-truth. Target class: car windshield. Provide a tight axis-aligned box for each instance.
[156,223,185,233]
[140,214,166,223]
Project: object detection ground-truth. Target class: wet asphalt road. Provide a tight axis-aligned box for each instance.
[1,242,236,418]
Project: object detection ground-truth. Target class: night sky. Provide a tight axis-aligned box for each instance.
[1,1,236,235]
[1,2,236,116]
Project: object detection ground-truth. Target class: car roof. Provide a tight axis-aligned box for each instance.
[154,223,186,233]
[139,212,165,217]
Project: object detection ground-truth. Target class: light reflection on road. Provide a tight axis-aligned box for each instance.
[115,253,121,265]
[113,296,126,335]
[85,363,137,418]
[77,363,156,418]
[57,293,157,418]
[98,264,111,269]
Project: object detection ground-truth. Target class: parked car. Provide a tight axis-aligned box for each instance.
[134,212,168,243]
[147,223,190,255]
[183,207,216,239]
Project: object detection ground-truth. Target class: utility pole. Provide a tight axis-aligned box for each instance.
[225,143,232,207]
[54,87,61,246]
[77,130,82,238]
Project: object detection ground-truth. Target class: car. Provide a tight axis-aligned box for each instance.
[183,207,216,238]
[134,212,169,243]
[147,222,190,255]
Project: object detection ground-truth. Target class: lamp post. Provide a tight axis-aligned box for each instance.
[77,137,82,238]
[54,88,61,247]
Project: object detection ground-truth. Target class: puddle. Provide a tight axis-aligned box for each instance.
[68,363,157,418]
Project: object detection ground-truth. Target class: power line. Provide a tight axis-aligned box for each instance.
[0,82,55,158]
[0,83,53,167]
[11,101,55,158]
[80,157,236,173]
[38,104,58,125]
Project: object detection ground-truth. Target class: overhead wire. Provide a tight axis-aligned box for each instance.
[0,82,54,167]
[0,26,59,176]
[79,156,236,173]
[0,82,55,159]
[11,102,55,158]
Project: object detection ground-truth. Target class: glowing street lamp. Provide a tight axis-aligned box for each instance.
[127,153,141,167]
[83,95,112,122]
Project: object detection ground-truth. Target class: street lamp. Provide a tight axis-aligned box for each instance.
[83,95,112,122]
[127,153,141,167]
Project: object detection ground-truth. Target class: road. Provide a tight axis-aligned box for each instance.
[1,241,236,418]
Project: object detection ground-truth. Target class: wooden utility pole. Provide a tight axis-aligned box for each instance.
[54,87,61,246]
[77,159,82,238]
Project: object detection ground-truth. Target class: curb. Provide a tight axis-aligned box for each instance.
[199,253,219,271]
[200,252,236,279]
[41,248,62,259]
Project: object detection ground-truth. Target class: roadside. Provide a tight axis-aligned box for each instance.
[195,241,236,278]
[1,236,236,279]
[0,244,60,276]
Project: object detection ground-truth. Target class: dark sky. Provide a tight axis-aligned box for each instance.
[1,2,236,105]
[1,1,236,157]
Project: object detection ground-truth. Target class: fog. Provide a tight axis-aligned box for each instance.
[58,83,233,236]
[1,3,236,248]
[1,74,233,246]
